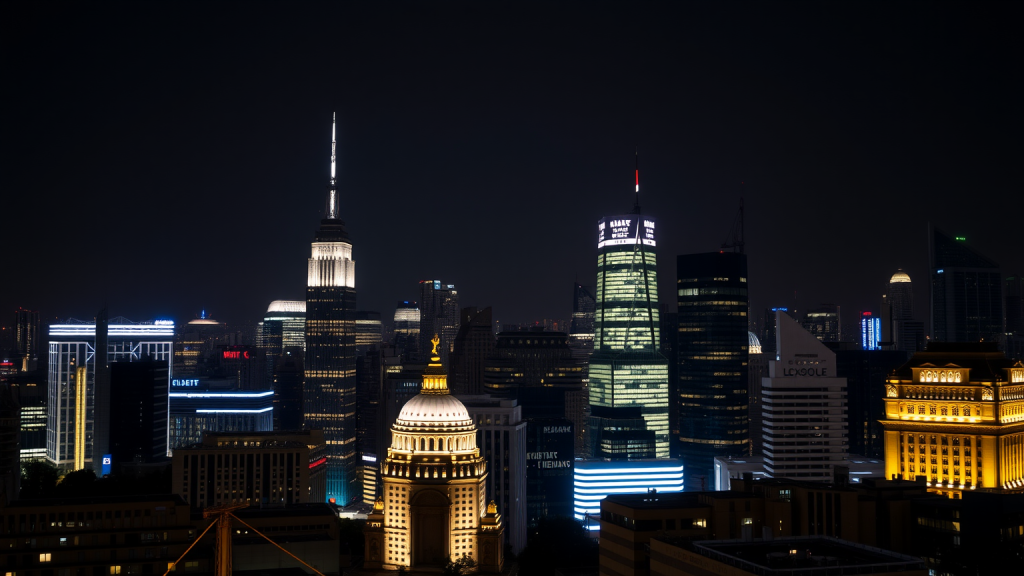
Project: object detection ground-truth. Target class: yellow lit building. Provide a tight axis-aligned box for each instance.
[881,343,1024,497]
[364,335,503,572]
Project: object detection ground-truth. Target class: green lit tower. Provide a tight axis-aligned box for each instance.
[587,156,670,459]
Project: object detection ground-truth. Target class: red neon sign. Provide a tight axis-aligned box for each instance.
[222,350,250,359]
[309,457,327,469]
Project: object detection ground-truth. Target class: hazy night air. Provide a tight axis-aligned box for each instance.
[3,2,1021,336]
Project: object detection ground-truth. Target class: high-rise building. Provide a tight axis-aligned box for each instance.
[801,305,842,342]
[363,336,504,572]
[355,345,384,468]
[304,113,359,505]
[213,344,266,390]
[393,300,421,362]
[881,342,1024,496]
[589,206,669,459]
[861,311,881,350]
[449,307,496,396]
[355,310,383,355]
[109,358,169,465]
[929,225,1003,345]
[13,308,40,372]
[272,347,303,431]
[883,270,924,353]
[1007,274,1024,360]
[7,373,45,461]
[47,318,174,473]
[0,384,20,499]
[260,300,307,354]
[747,331,768,455]
[459,395,527,555]
[762,311,848,482]
[524,417,574,527]
[568,283,596,369]
[172,313,239,378]
[168,377,274,450]
[675,252,750,484]
[418,281,459,371]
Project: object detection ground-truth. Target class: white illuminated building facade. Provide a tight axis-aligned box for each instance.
[364,337,504,572]
[47,318,174,472]
[762,311,849,482]
[574,459,684,530]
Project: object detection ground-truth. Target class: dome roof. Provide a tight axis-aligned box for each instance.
[748,331,762,354]
[890,270,912,283]
[396,393,472,427]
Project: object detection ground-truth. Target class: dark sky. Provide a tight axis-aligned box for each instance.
[3,2,1021,334]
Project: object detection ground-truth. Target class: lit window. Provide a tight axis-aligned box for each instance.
[693,518,707,528]
[110,567,121,575]
[742,517,753,525]
[39,554,51,563]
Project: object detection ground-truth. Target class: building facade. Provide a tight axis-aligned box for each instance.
[589,213,669,458]
[304,114,359,505]
[418,281,460,371]
[47,318,174,472]
[929,225,1003,345]
[393,300,421,362]
[363,336,504,572]
[881,342,1024,496]
[674,251,750,485]
[762,311,848,482]
[449,307,496,396]
[168,382,274,450]
[801,305,842,342]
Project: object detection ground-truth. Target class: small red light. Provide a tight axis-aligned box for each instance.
[329,498,336,504]
[862,312,872,316]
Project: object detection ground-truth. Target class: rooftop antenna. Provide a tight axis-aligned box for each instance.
[328,112,337,219]
[633,147,640,212]
[721,188,745,254]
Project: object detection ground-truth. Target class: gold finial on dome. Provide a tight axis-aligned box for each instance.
[486,500,498,515]
[422,333,449,394]
[431,333,440,356]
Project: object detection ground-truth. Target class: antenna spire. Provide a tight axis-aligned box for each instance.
[633,147,641,213]
[328,112,337,219]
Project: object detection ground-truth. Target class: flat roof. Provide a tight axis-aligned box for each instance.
[675,536,926,574]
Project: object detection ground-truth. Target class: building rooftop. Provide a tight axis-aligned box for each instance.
[891,343,1020,381]
[7,494,188,508]
[603,491,707,509]
[673,536,926,575]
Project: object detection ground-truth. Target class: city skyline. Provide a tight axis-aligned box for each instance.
[3,3,1022,331]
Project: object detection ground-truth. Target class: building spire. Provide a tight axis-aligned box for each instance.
[328,112,338,219]
[633,147,641,213]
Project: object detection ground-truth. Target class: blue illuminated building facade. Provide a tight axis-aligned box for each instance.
[168,379,274,449]
[861,312,881,350]
[574,459,685,530]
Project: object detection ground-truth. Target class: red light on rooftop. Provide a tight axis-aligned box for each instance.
[862,312,872,316]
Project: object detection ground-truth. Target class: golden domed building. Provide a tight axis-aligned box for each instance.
[364,335,504,572]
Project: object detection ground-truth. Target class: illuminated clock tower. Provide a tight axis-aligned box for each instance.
[364,335,504,572]
[304,113,359,504]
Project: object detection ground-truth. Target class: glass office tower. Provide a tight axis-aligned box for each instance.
[929,225,1003,345]
[588,214,670,458]
[675,252,749,483]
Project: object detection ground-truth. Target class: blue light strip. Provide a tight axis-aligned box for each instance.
[170,391,274,399]
[195,407,273,414]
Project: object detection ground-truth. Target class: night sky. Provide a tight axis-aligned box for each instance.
[3,2,1022,334]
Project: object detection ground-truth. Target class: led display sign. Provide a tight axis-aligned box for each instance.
[222,350,250,359]
[172,378,200,387]
[597,215,656,249]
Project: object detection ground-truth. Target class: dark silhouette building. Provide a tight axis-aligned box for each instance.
[826,342,909,458]
[418,280,459,371]
[109,358,169,465]
[392,300,421,362]
[449,307,495,395]
[568,282,596,370]
[929,225,1003,345]
[801,304,842,342]
[675,252,750,483]
[272,347,303,431]
[303,114,359,504]
[13,308,40,372]
[1005,273,1023,360]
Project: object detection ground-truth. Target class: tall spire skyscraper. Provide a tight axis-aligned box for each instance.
[304,113,359,504]
[587,155,670,458]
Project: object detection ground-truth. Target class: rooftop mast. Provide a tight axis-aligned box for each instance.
[328,112,337,219]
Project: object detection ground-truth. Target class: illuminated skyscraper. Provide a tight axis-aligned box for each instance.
[47,318,174,473]
[587,161,669,459]
[861,312,881,350]
[801,305,842,342]
[304,113,359,504]
[929,226,1003,345]
[393,301,421,361]
[13,308,40,372]
[675,251,750,483]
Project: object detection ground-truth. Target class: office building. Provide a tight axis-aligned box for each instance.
[588,405,657,460]
[393,300,421,362]
[356,345,385,499]
[801,304,841,342]
[418,281,460,371]
[568,282,596,374]
[881,342,1024,496]
[930,225,1003,345]
[259,299,307,354]
[13,307,40,372]
[272,347,303,430]
[762,311,848,482]
[589,208,670,458]
[574,459,685,530]
[524,417,574,527]
[171,429,326,508]
[109,358,168,465]
[714,454,885,490]
[355,310,383,354]
[459,395,527,555]
[172,312,239,378]
[304,114,359,505]
[212,344,266,390]
[449,307,496,396]
[747,331,768,455]
[168,379,274,450]
[363,336,504,572]
[675,251,750,484]
[7,372,46,461]
[1005,273,1024,360]
[0,384,19,500]
[860,311,881,350]
[47,317,173,473]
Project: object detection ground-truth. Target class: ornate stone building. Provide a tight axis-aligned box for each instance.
[364,335,504,572]
[881,342,1024,498]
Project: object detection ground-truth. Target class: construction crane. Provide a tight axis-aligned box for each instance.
[163,503,326,576]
